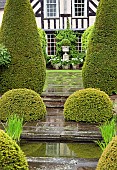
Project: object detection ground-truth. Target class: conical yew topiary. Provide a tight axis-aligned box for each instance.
[0,0,46,95]
[82,0,117,95]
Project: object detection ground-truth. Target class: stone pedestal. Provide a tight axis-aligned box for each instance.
[63,53,69,61]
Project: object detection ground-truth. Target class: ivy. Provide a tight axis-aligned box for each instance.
[55,19,83,64]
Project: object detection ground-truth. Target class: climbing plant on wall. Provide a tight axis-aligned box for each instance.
[55,19,83,65]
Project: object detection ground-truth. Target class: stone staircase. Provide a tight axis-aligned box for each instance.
[22,92,102,142]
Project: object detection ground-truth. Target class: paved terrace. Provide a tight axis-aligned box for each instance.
[22,70,117,142]
[0,70,117,170]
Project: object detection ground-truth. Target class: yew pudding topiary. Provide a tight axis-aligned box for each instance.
[64,88,113,123]
[0,130,29,170]
[96,136,117,170]
[0,0,46,95]
[0,88,46,121]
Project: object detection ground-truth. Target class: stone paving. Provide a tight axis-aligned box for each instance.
[1,70,117,170]
[28,157,98,170]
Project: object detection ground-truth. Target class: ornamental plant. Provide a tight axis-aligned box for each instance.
[82,0,117,95]
[0,88,46,122]
[49,55,61,65]
[0,0,46,95]
[55,19,79,60]
[82,25,94,52]
[2,114,23,143]
[38,28,47,62]
[96,118,116,151]
[96,136,117,170]
[0,43,11,67]
[61,39,71,46]
[64,88,113,123]
[0,130,29,170]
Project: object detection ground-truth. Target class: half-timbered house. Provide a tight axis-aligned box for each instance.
[0,0,99,55]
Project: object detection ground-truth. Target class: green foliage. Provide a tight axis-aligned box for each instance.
[82,25,94,51]
[96,136,117,170]
[55,19,79,60]
[64,88,113,123]
[2,114,23,142]
[0,88,46,122]
[96,118,116,151]
[61,39,71,46]
[82,0,117,95]
[0,44,11,67]
[0,0,46,95]
[49,55,61,65]
[38,28,47,62]
[0,130,29,170]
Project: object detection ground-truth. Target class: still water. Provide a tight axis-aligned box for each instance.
[21,141,101,159]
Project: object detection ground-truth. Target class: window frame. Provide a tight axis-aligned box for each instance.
[72,0,87,18]
[47,34,56,56]
[44,0,59,18]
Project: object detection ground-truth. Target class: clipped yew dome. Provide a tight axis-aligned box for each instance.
[96,136,117,170]
[0,130,29,170]
[0,88,46,121]
[64,88,113,123]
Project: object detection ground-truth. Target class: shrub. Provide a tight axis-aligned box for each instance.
[82,0,117,95]
[0,88,46,122]
[96,136,117,170]
[82,25,94,52]
[0,0,46,95]
[0,130,29,170]
[61,39,71,46]
[38,28,47,62]
[0,44,11,67]
[96,118,116,151]
[64,88,113,123]
[3,114,23,142]
[55,19,79,59]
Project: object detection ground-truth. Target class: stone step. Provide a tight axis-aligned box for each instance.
[46,108,63,115]
[42,96,67,108]
[22,121,101,142]
[21,130,101,142]
[42,86,83,95]
[28,157,98,170]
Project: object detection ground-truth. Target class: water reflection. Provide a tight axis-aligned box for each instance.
[45,143,75,157]
[21,142,101,158]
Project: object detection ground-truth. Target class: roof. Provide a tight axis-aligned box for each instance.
[0,0,6,9]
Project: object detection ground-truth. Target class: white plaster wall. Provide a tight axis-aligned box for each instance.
[35,17,41,28]
[60,0,71,14]
[89,16,96,26]
[0,10,4,26]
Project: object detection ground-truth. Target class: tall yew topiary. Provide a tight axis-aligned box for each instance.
[0,0,46,95]
[82,0,117,95]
